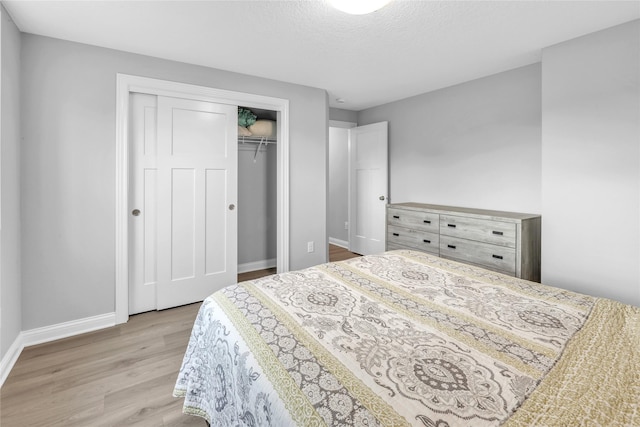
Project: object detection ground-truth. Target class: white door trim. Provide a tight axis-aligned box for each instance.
[329,120,357,129]
[329,120,358,129]
[115,74,290,324]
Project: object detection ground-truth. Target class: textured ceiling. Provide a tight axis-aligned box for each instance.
[4,0,639,110]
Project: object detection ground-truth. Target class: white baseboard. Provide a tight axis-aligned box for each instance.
[1,334,24,387]
[329,238,349,249]
[21,312,116,347]
[0,312,116,387]
[238,258,277,274]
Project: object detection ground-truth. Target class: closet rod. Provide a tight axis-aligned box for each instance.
[238,135,274,163]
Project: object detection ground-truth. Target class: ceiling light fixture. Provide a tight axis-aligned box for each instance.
[329,0,392,15]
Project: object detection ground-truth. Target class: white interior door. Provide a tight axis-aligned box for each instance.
[348,121,388,255]
[129,93,238,313]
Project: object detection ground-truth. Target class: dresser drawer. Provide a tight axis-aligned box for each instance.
[440,236,516,275]
[440,215,516,248]
[388,208,439,234]
[388,225,439,254]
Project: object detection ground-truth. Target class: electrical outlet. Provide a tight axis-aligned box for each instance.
[307,241,314,253]
[344,221,348,230]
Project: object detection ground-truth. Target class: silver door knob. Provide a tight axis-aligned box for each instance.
[229,204,235,211]
[379,196,385,201]
[132,209,141,216]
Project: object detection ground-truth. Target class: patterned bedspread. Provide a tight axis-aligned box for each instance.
[174,250,640,426]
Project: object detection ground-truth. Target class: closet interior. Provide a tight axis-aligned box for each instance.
[237,107,277,273]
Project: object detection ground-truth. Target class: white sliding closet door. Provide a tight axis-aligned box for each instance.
[129,93,238,313]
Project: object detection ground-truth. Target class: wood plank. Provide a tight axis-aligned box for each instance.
[0,304,205,426]
[329,244,361,262]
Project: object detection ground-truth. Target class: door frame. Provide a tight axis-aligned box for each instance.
[115,74,290,324]
[328,120,356,251]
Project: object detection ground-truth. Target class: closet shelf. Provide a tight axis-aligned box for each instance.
[238,135,277,144]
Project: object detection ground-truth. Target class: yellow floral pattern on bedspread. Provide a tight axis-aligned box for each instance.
[174,250,639,426]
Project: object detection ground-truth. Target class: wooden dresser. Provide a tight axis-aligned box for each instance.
[387,203,541,282]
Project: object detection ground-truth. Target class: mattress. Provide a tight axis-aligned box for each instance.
[174,250,639,426]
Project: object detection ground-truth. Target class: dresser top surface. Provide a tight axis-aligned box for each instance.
[388,202,540,221]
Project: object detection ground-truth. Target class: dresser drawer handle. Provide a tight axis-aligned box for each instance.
[423,220,431,224]
[492,231,504,236]
[492,254,503,260]
[392,233,399,236]
[423,239,431,244]
[447,224,456,228]
[447,244,456,249]
[393,215,400,219]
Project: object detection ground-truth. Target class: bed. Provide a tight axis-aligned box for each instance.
[173,250,639,426]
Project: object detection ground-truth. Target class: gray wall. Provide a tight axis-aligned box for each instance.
[541,20,640,306]
[330,107,358,123]
[1,5,22,361]
[357,22,640,306]
[20,34,328,330]
[328,127,349,244]
[238,144,277,266]
[358,64,542,214]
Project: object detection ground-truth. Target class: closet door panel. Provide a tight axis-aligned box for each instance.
[205,169,228,274]
[155,96,238,310]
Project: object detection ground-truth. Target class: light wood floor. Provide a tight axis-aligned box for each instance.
[0,245,360,426]
[329,243,361,262]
